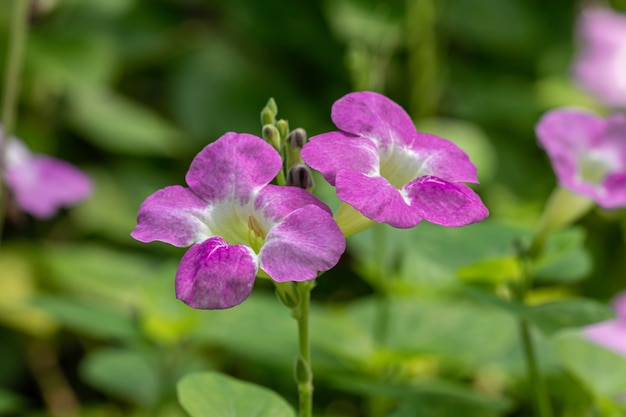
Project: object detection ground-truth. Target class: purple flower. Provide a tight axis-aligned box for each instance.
[300,91,488,229]
[573,7,626,108]
[584,291,626,357]
[535,108,626,209]
[1,133,92,219]
[131,132,345,310]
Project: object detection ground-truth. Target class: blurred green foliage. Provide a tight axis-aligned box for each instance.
[1,0,626,416]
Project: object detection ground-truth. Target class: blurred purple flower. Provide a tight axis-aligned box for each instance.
[131,132,345,310]
[573,6,626,108]
[300,91,488,229]
[584,291,626,357]
[1,133,92,219]
[536,108,626,208]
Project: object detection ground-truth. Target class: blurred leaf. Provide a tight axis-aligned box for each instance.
[69,89,190,156]
[81,348,161,406]
[190,292,373,369]
[458,256,521,286]
[177,372,295,417]
[349,220,531,292]
[528,299,614,336]
[534,227,592,284]
[332,376,509,417]
[27,32,117,92]
[464,286,614,336]
[0,248,58,337]
[72,168,144,243]
[32,295,139,341]
[41,243,175,306]
[0,388,23,414]
[554,330,626,401]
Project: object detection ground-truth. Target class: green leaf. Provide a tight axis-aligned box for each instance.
[457,256,521,286]
[463,286,613,336]
[554,330,626,400]
[177,372,295,417]
[32,295,139,341]
[69,89,191,156]
[80,348,161,407]
[527,299,614,336]
[534,227,592,284]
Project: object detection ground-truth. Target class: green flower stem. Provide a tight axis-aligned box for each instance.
[0,0,30,242]
[406,0,439,119]
[515,246,554,417]
[519,318,553,417]
[293,280,315,417]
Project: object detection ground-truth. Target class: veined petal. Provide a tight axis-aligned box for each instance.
[4,149,91,219]
[409,132,479,183]
[131,185,210,247]
[331,91,416,147]
[186,132,282,204]
[260,205,345,282]
[536,108,604,157]
[404,176,489,226]
[301,132,378,185]
[584,320,626,357]
[335,170,423,228]
[613,290,626,320]
[175,237,258,309]
[255,184,332,222]
[598,172,626,208]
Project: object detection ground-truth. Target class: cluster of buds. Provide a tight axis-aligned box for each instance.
[260,99,314,191]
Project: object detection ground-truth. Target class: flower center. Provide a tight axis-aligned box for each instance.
[578,151,617,185]
[207,203,268,253]
[247,215,267,253]
[379,145,423,189]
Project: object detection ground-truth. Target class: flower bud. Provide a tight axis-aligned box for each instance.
[262,124,281,151]
[286,128,307,149]
[294,355,312,384]
[276,119,289,141]
[260,98,277,126]
[286,163,314,191]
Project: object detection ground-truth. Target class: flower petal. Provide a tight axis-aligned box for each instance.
[335,170,423,228]
[186,132,282,203]
[613,291,626,321]
[536,108,603,188]
[409,132,479,183]
[4,142,91,218]
[584,320,626,357]
[301,131,378,185]
[331,91,416,148]
[260,205,345,282]
[255,184,332,222]
[404,176,489,226]
[175,237,258,309]
[131,185,210,247]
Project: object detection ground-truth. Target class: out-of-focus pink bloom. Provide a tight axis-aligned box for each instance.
[535,108,626,209]
[573,7,626,108]
[1,132,92,218]
[584,291,626,357]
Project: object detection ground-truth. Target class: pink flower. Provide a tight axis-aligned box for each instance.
[584,291,626,357]
[1,132,92,218]
[300,91,488,229]
[131,132,345,310]
[535,108,626,208]
[573,7,626,108]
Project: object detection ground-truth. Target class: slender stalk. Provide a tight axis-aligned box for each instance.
[293,280,314,417]
[406,0,439,119]
[519,319,553,417]
[515,245,554,417]
[372,225,390,347]
[1,0,30,241]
